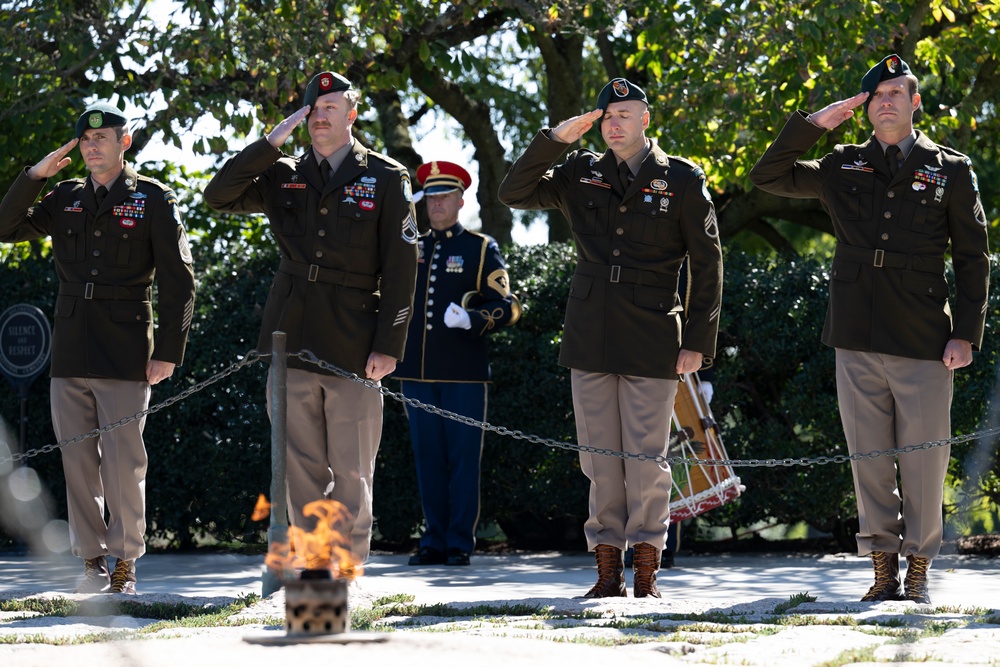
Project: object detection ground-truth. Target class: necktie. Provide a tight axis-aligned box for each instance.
[95,185,107,207]
[618,161,632,190]
[320,159,331,184]
[885,145,900,179]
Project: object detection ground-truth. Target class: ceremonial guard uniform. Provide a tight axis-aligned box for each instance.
[396,161,519,566]
[750,55,989,603]
[205,71,418,566]
[500,79,723,598]
[0,102,196,594]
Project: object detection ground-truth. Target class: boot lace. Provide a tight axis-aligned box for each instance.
[584,546,623,597]
[110,560,132,592]
[861,551,900,600]
[632,543,660,597]
[904,556,930,602]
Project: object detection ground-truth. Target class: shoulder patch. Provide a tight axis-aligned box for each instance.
[401,172,413,202]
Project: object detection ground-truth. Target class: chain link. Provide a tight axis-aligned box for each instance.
[292,350,999,468]
[0,352,264,467]
[3,348,996,470]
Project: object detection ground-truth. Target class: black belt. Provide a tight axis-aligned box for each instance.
[834,244,945,274]
[278,258,378,291]
[575,260,676,286]
[59,282,151,301]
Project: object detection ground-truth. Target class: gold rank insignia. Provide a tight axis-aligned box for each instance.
[487,269,511,296]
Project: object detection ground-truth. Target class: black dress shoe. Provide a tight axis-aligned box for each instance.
[661,550,675,569]
[445,548,470,566]
[408,546,446,566]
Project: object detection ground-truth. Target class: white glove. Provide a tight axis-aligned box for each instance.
[444,302,471,329]
[700,381,714,405]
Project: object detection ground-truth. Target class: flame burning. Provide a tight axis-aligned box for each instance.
[254,494,362,581]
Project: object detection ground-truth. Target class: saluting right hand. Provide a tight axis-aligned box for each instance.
[27,138,79,181]
[266,105,311,147]
[550,109,605,144]
[807,92,870,130]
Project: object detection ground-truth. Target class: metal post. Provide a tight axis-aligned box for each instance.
[17,386,28,466]
[262,331,288,597]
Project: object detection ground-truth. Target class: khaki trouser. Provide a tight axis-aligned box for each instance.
[836,349,952,559]
[267,368,383,563]
[572,370,678,551]
[51,377,151,562]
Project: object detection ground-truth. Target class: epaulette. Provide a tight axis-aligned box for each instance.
[136,173,171,191]
[936,144,971,162]
[465,228,498,247]
[367,149,408,172]
[666,155,704,172]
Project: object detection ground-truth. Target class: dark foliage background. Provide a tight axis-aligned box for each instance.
[3,241,999,552]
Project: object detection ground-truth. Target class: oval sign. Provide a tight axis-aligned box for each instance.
[0,304,53,384]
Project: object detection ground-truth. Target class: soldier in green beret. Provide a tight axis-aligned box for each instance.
[0,101,197,594]
[751,54,989,604]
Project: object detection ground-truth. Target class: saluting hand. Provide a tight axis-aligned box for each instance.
[266,106,311,147]
[551,109,605,144]
[807,92,870,130]
[27,138,79,181]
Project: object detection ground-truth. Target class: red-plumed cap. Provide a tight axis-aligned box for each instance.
[416,161,472,195]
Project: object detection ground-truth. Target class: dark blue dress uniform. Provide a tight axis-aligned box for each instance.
[394,219,519,562]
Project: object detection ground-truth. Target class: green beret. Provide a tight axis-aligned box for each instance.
[303,71,353,107]
[861,54,912,112]
[596,78,648,112]
[75,102,127,138]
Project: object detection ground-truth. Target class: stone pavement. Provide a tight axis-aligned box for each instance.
[1,550,999,666]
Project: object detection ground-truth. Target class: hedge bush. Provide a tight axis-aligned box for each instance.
[2,242,999,551]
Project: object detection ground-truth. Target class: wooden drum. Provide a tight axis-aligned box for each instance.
[668,372,743,521]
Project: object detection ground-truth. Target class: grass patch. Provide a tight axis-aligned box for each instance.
[1,598,79,616]
[1,595,261,621]
[0,630,137,646]
[773,592,817,614]
[815,646,878,667]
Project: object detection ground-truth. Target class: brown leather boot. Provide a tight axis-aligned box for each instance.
[632,542,662,598]
[579,544,626,598]
[75,556,110,594]
[860,551,901,601]
[109,558,137,595]
[903,555,931,604]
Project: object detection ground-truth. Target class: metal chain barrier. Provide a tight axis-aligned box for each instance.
[292,350,1000,468]
[3,347,998,469]
[0,351,265,467]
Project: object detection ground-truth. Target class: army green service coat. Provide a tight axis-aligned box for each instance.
[499,132,723,380]
[204,138,418,376]
[750,112,989,360]
[0,166,196,381]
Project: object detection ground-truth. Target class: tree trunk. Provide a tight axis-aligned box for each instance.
[534,32,585,244]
